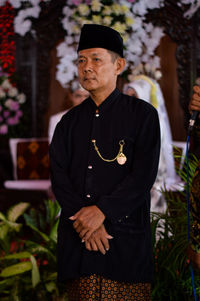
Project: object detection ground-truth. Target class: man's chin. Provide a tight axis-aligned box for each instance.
[81,83,97,92]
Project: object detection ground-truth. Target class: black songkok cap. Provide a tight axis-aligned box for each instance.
[77,24,124,58]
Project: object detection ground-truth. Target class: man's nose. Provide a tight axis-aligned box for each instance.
[83,60,92,72]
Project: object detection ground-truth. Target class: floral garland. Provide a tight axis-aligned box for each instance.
[0,0,199,88]
[0,66,26,135]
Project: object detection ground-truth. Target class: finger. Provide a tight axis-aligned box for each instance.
[102,227,113,239]
[106,234,114,239]
[101,237,110,251]
[90,239,98,252]
[79,228,89,240]
[69,210,80,220]
[193,86,200,94]
[73,223,84,234]
[83,230,94,241]
[95,238,106,255]
[85,241,92,251]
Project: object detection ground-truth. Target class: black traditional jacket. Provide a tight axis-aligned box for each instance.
[49,88,160,283]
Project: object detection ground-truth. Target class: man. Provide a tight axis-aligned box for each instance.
[48,83,89,142]
[50,24,160,300]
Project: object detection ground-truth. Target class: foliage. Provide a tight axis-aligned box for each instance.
[151,153,200,300]
[0,200,67,301]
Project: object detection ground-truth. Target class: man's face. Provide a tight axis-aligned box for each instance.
[77,48,119,94]
[71,89,89,106]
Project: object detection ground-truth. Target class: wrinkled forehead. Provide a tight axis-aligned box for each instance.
[78,48,110,57]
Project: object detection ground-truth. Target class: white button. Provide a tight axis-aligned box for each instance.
[95,113,99,117]
[88,165,92,169]
[86,194,91,198]
[118,219,122,222]
[125,215,129,219]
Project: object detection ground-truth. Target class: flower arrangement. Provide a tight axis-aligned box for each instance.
[0,66,26,135]
[0,0,199,88]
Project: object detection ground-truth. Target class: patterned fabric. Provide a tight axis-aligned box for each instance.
[66,274,151,301]
[16,140,50,179]
[190,160,200,253]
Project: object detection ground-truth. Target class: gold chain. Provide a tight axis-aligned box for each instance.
[91,139,126,162]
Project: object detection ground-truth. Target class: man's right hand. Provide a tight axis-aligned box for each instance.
[189,85,200,115]
[85,224,113,255]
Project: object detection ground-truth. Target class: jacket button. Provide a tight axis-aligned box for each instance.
[125,215,129,219]
[86,194,91,198]
[118,219,122,222]
[88,165,92,169]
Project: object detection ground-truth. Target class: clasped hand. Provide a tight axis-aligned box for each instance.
[69,205,113,255]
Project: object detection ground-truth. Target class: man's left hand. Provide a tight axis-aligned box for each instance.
[69,205,105,241]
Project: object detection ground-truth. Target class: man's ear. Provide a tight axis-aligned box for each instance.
[115,58,126,75]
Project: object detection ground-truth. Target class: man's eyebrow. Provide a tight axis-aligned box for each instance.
[78,53,102,58]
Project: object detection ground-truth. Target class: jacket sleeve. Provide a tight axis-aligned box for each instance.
[96,108,161,222]
[49,118,83,218]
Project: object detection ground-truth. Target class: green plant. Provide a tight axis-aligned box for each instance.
[0,200,68,301]
[151,153,200,300]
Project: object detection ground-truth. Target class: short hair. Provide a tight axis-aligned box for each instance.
[107,50,120,63]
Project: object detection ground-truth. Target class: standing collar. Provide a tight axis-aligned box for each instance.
[86,88,121,112]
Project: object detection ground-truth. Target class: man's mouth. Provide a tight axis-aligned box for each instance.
[84,77,95,81]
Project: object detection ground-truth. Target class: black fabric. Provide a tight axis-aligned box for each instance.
[49,89,160,283]
[77,24,124,57]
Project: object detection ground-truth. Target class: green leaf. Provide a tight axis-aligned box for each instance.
[0,224,9,240]
[23,210,38,228]
[0,212,6,221]
[30,255,40,287]
[26,243,56,262]
[49,219,59,242]
[0,262,32,277]
[45,281,57,293]
[3,251,31,260]
[4,220,22,232]
[25,222,50,242]
[7,202,30,223]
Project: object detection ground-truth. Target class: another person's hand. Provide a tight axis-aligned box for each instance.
[69,205,105,241]
[85,224,113,255]
[189,85,200,115]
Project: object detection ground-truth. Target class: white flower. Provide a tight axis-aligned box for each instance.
[121,5,129,13]
[103,16,112,26]
[155,70,162,80]
[8,87,18,97]
[102,6,112,15]
[78,4,90,16]
[111,4,123,15]
[112,22,126,34]
[9,0,22,8]
[4,99,13,109]
[91,0,102,12]
[14,15,32,36]
[72,24,81,34]
[0,0,6,6]
[1,79,11,90]
[17,93,26,104]
[14,5,41,36]
[92,15,102,24]
[125,16,134,26]
[0,87,6,98]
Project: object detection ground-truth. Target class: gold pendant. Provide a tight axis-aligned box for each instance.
[117,153,127,165]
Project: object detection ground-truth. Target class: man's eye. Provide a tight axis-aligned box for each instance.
[94,58,100,61]
[78,59,85,63]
